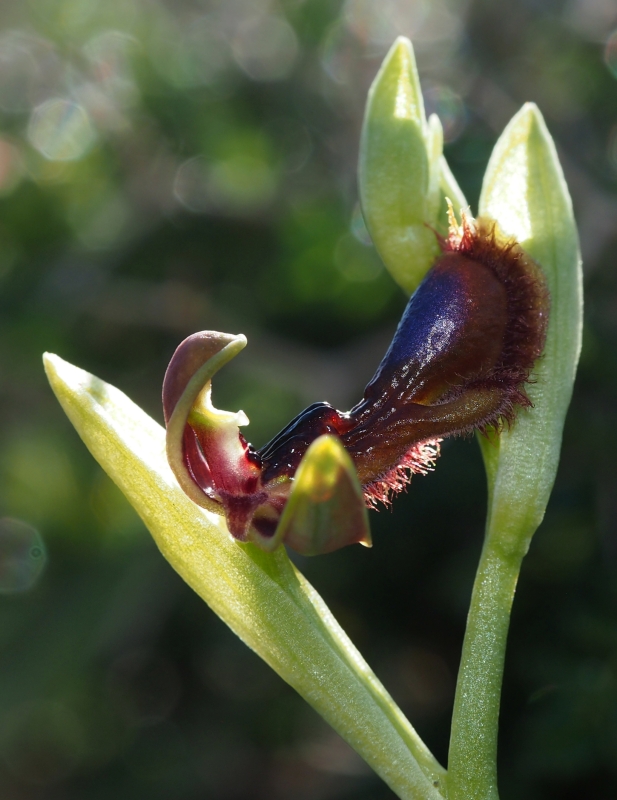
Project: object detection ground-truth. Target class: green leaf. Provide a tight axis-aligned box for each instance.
[43,353,446,800]
[273,434,371,556]
[478,102,583,554]
[359,37,440,294]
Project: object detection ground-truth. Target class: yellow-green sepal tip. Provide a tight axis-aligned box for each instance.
[259,434,371,556]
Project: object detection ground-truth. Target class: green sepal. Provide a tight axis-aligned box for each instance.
[263,434,371,556]
[478,103,583,554]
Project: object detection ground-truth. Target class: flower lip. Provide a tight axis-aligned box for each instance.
[353,251,509,412]
[259,402,354,484]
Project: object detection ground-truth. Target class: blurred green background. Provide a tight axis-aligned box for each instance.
[0,0,614,798]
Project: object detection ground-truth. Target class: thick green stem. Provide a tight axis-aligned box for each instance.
[446,532,525,800]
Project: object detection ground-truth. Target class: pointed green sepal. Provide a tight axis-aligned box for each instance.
[263,434,371,556]
[359,36,440,294]
[478,102,583,553]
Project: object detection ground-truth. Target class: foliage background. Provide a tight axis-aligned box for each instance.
[0,0,614,798]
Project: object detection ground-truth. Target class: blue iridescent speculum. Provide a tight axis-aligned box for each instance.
[163,210,549,554]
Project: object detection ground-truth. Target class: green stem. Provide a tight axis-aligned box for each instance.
[446,531,526,800]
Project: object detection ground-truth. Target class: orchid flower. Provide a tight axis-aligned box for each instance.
[163,208,549,555]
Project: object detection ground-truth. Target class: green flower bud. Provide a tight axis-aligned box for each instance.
[360,37,444,293]
[478,103,583,554]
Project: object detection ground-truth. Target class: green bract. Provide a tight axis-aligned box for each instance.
[44,354,445,800]
[447,103,582,800]
[359,36,466,293]
[478,103,582,555]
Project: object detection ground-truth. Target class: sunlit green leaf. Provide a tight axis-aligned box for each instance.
[43,353,446,800]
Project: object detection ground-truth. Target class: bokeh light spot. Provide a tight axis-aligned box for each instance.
[320,23,360,85]
[0,518,46,594]
[424,85,467,143]
[232,14,298,81]
[28,98,95,162]
[150,14,230,89]
[0,701,84,785]
[84,30,136,84]
[605,29,617,77]
[0,139,24,196]
[335,233,383,282]
[350,202,373,246]
[209,154,276,212]
[344,0,428,46]
[606,125,617,171]
[83,30,139,116]
[0,31,41,113]
[173,155,211,213]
